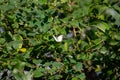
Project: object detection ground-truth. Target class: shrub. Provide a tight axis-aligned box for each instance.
[0,0,120,80]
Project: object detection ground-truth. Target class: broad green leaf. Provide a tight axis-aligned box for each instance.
[70,58,76,64]
[49,75,62,80]
[32,59,42,65]
[109,40,118,45]
[52,62,63,69]
[77,53,87,60]
[114,33,120,40]
[18,30,27,38]
[0,0,4,3]
[105,8,120,25]
[72,77,78,80]
[24,71,33,80]
[13,68,25,80]
[27,33,37,36]
[13,72,24,80]
[38,0,47,4]
[0,38,5,44]
[42,23,51,33]
[61,0,67,3]
[13,34,23,41]
[100,47,107,54]
[105,8,118,18]
[70,20,79,27]
[33,67,45,77]
[6,40,23,51]
[77,73,85,80]
[12,41,23,50]
[29,39,40,46]
[75,62,83,71]
[96,22,110,32]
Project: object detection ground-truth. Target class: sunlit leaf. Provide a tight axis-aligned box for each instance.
[72,77,78,80]
[96,22,110,32]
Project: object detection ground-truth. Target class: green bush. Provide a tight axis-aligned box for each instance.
[0,0,120,80]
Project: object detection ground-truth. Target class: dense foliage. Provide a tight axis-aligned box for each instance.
[0,0,120,80]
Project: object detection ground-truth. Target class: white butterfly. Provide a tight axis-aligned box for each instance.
[53,35,63,42]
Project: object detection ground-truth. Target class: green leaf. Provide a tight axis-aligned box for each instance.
[70,58,76,64]
[105,8,118,19]
[18,30,27,38]
[49,75,62,80]
[0,0,4,3]
[64,42,69,51]
[13,68,25,80]
[72,77,78,80]
[29,39,40,46]
[114,33,120,40]
[27,33,37,36]
[61,0,67,3]
[52,62,63,69]
[32,59,42,65]
[96,22,110,32]
[100,47,107,54]
[13,34,23,41]
[109,40,118,46]
[42,23,51,33]
[77,73,85,80]
[12,41,23,50]
[75,62,83,71]
[24,71,33,80]
[70,20,79,27]
[0,38,5,44]
[38,0,48,4]
[33,67,45,78]
[77,54,86,60]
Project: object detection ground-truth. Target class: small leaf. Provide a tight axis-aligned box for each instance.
[64,42,68,51]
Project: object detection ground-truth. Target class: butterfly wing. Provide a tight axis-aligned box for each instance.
[53,35,58,41]
[57,35,63,42]
[53,35,63,42]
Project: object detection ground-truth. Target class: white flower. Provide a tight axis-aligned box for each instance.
[53,35,63,42]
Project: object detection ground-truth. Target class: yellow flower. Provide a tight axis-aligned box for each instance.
[19,48,26,53]
[95,65,101,72]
